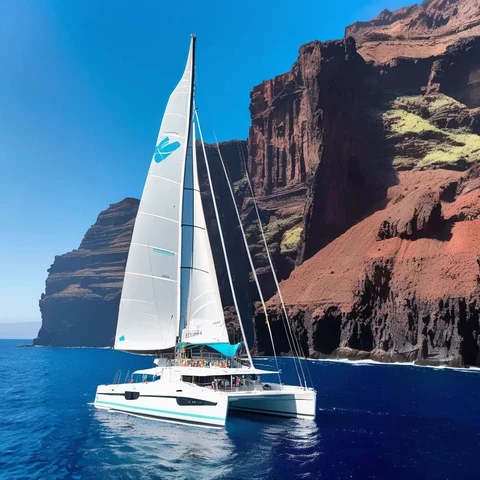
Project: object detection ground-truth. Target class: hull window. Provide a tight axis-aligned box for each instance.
[176,397,217,406]
[125,391,140,400]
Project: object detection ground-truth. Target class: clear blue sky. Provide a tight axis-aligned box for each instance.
[0,0,412,323]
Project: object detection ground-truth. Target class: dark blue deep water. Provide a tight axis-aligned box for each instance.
[1,339,480,480]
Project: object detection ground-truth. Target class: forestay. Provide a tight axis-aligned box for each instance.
[114,38,195,352]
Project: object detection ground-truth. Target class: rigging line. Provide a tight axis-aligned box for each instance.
[194,109,254,368]
[213,132,282,385]
[236,146,304,384]
[239,145,309,388]
[240,146,309,388]
[236,142,304,388]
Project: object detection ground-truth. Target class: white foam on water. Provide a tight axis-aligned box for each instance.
[307,356,480,373]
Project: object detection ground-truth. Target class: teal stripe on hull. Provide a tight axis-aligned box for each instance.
[95,399,225,422]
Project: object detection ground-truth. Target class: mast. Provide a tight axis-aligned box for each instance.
[176,34,196,342]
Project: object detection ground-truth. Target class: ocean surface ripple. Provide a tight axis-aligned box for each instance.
[1,340,480,479]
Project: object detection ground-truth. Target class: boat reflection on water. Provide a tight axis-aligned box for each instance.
[93,407,321,479]
[226,412,322,477]
[93,407,234,478]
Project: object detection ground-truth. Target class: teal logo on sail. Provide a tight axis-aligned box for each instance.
[119,335,125,342]
[153,247,175,256]
[154,137,180,162]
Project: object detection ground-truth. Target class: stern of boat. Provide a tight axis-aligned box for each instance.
[227,385,317,420]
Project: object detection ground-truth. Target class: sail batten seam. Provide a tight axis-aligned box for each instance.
[125,272,178,283]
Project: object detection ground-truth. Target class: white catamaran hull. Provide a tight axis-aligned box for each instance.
[95,381,229,428]
[227,385,316,420]
[95,379,316,428]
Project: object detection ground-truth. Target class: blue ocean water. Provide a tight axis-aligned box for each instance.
[1,339,480,480]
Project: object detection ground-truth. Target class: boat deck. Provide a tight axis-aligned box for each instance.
[134,365,279,377]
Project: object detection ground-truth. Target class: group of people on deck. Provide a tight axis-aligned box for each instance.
[165,356,231,368]
[180,359,231,368]
[211,376,244,391]
[211,375,262,391]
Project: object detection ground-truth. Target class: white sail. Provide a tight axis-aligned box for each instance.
[180,122,229,345]
[115,38,195,352]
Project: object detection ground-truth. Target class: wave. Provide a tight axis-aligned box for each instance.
[307,357,480,373]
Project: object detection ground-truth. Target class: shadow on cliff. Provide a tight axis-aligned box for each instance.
[299,38,399,264]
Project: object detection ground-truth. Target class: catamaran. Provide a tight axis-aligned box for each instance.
[94,35,316,428]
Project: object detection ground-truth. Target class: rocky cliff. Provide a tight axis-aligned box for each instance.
[248,39,374,262]
[37,0,480,366]
[345,0,480,64]
[262,166,480,366]
[35,198,139,346]
[250,0,480,366]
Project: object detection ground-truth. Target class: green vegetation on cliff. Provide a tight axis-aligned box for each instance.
[280,226,303,254]
[384,94,480,169]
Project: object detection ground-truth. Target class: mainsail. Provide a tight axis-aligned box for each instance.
[114,37,195,352]
[115,35,229,353]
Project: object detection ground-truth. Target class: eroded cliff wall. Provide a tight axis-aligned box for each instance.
[251,0,480,366]
[35,198,139,346]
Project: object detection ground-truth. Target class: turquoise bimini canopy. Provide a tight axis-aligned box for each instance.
[206,342,243,357]
[180,342,243,357]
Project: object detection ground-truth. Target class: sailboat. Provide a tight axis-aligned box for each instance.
[94,35,317,428]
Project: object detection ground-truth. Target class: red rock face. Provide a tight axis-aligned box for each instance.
[247,39,387,261]
[345,0,480,64]
[266,167,480,366]
[251,1,480,366]
[249,39,362,197]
